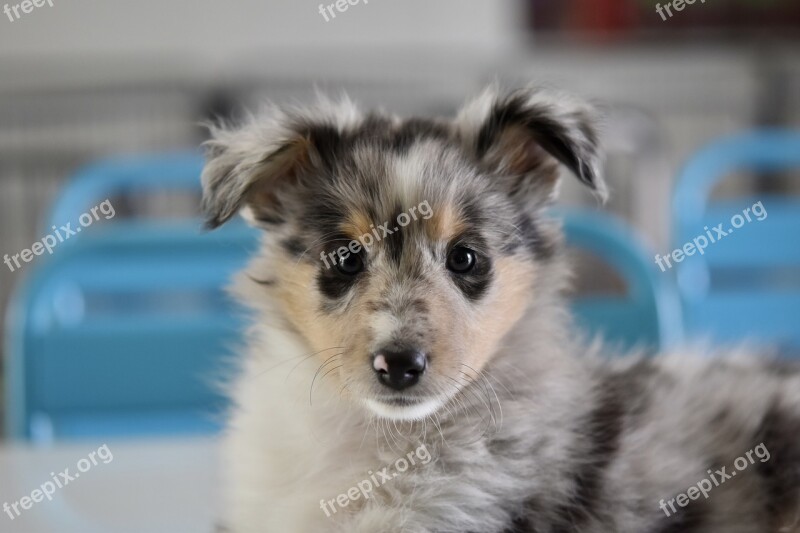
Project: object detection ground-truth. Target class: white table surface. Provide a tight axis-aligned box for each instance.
[0,436,220,533]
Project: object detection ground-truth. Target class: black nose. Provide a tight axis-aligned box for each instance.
[372,349,427,391]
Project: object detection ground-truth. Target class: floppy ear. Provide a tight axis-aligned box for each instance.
[200,115,317,229]
[456,86,605,205]
[200,100,359,228]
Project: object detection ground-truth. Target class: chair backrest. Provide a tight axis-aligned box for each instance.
[4,222,258,442]
[558,209,683,352]
[673,130,800,354]
[5,152,259,442]
[47,151,205,227]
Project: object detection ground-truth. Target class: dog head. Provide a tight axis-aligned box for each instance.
[201,87,603,421]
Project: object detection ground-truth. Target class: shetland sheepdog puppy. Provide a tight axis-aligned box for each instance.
[202,86,800,533]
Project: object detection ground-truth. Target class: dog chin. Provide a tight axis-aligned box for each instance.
[364,397,443,421]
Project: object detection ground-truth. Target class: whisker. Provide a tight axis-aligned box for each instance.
[308,355,344,405]
[250,346,343,382]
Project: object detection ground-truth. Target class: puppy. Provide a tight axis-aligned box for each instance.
[202,86,800,532]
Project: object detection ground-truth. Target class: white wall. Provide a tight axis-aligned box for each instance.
[0,0,518,59]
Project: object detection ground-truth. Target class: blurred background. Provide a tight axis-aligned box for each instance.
[0,0,798,451]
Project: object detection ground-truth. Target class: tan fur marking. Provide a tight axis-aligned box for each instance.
[426,202,466,243]
[463,256,536,374]
[488,125,559,185]
[341,210,374,241]
[246,136,312,214]
[272,255,347,383]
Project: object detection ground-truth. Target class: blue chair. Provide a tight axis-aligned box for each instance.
[673,130,800,354]
[557,209,683,352]
[5,153,259,442]
[47,151,205,228]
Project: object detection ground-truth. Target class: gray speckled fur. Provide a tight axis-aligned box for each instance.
[201,86,800,533]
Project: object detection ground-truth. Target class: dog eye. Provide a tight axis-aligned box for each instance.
[336,252,364,276]
[446,246,476,274]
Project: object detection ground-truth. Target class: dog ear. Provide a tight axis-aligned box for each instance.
[456,86,605,205]
[201,100,358,229]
